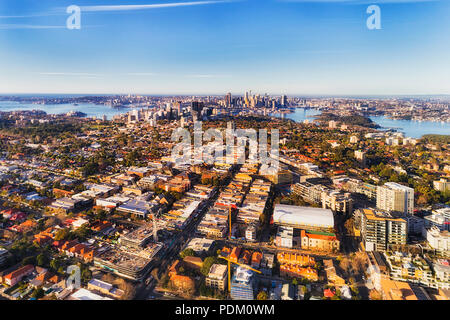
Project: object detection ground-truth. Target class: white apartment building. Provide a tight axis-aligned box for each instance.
[377,182,414,215]
[424,227,450,255]
[433,178,450,192]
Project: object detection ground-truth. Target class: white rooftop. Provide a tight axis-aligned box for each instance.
[68,288,112,300]
[181,200,200,219]
[383,182,413,192]
[208,264,227,280]
[273,204,334,229]
[234,266,253,283]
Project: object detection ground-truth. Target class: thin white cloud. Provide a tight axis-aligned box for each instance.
[40,72,101,77]
[126,72,159,76]
[80,0,236,12]
[0,24,65,30]
[0,1,238,20]
[0,12,62,19]
[186,74,231,78]
[37,72,229,79]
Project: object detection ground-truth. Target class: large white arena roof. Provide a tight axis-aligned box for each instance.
[273,204,334,229]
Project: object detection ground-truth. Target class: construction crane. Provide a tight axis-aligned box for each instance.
[221,203,262,293]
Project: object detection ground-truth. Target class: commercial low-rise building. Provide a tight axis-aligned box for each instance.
[67,288,113,300]
[87,279,124,299]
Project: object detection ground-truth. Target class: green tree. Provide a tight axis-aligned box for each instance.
[31,287,45,299]
[36,253,49,267]
[73,224,92,241]
[201,256,218,276]
[257,291,268,300]
[54,228,71,241]
[22,256,36,266]
[50,258,61,272]
[180,248,196,259]
[79,264,92,283]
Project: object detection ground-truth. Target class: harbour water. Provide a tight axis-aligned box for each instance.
[1,101,449,138]
[283,108,450,138]
[0,101,126,120]
[369,115,450,138]
[275,108,321,123]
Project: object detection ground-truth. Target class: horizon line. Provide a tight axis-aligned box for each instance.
[1,92,450,98]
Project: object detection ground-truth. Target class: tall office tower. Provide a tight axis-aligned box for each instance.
[359,209,407,251]
[225,92,232,108]
[174,101,182,115]
[281,95,287,107]
[191,101,204,118]
[244,91,249,107]
[377,182,414,215]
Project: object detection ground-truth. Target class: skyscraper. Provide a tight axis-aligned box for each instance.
[174,101,182,115]
[244,91,251,107]
[281,95,287,107]
[191,101,204,119]
[225,92,232,108]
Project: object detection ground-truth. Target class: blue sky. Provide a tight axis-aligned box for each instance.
[0,0,449,95]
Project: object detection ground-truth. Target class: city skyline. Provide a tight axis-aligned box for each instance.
[1,0,450,95]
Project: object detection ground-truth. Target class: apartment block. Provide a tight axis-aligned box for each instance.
[377,182,414,214]
[205,264,227,291]
[358,209,407,251]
